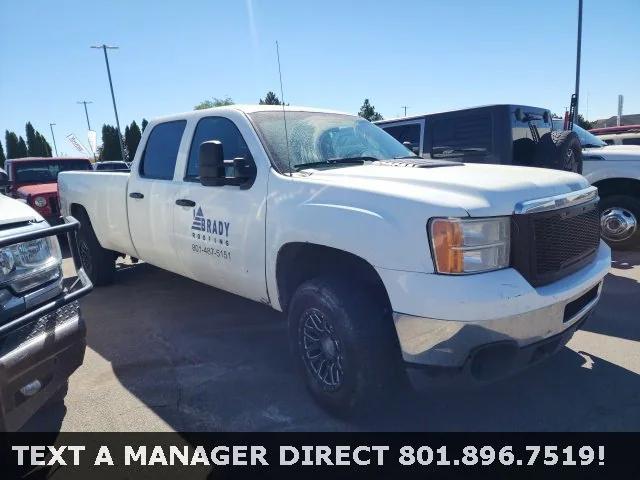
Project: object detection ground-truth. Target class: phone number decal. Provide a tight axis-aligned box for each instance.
[399,445,604,467]
[192,243,232,260]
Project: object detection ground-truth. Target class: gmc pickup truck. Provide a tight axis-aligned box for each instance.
[1,171,92,430]
[58,105,610,414]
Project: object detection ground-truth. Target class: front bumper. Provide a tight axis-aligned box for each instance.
[0,217,93,431]
[377,242,610,382]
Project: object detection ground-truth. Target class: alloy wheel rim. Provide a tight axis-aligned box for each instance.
[601,207,637,242]
[301,308,344,390]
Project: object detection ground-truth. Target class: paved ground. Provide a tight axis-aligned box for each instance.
[24,251,640,432]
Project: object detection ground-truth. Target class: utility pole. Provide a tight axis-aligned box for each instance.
[91,44,126,161]
[574,0,583,118]
[401,106,408,117]
[77,100,93,130]
[49,123,58,156]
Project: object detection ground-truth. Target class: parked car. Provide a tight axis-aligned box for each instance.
[4,157,92,224]
[589,125,640,146]
[376,104,583,172]
[553,119,640,249]
[93,161,130,172]
[0,170,92,430]
[59,105,609,414]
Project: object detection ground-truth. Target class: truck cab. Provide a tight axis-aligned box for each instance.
[4,157,92,224]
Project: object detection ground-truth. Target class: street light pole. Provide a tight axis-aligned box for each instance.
[77,100,93,130]
[401,106,408,117]
[574,0,583,119]
[91,44,126,161]
[49,123,58,156]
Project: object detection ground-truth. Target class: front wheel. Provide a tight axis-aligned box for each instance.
[287,276,402,416]
[599,195,640,250]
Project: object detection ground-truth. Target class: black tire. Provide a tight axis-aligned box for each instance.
[534,131,583,173]
[599,195,640,250]
[287,276,402,416]
[512,138,537,166]
[76,210,116,286]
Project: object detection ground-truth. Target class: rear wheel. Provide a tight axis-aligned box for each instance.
[75,210,116,286]
[599,195,640,250]
[287,276,402,416]
[534,131,583,173]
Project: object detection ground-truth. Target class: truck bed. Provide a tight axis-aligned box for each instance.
[58,171,138,257]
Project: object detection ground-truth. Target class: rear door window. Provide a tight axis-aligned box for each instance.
[431,114,492,157]
[622,137,640,145]
[140,120,186,180]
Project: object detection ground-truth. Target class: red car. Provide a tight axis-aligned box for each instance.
[4,157,92,224]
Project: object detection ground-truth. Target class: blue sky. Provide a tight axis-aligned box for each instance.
[1,0,638,156]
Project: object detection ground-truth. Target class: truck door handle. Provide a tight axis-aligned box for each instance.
[129,192,144,199]
[175,199,196,207]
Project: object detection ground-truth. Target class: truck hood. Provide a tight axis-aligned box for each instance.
[303,162,589,216]
[0,195,44,228]
[583,144,640,160]
[17,182,58,196]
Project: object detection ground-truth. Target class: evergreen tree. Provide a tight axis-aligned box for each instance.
[17,137,28,158]
[5,131,20,159]
[141,118,148,132]
[0,140,5,168]
[100,124,124,160]
[125,121,142,160]
[259,91,282,105]
[357,99,383,121]
[26,122,38,156]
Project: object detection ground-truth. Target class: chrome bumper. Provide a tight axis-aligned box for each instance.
[394,280,603,373]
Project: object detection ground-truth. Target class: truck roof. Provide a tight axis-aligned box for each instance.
[149,104,351,124]
[7,157,90,163]
[374,104,549,124]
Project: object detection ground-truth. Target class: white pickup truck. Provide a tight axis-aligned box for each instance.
[59,105,610,414]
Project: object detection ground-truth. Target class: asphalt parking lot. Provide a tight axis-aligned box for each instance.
[24,250,639,432]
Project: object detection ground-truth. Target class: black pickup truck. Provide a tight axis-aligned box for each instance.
[376,104,583,173]
[0,170,92,430]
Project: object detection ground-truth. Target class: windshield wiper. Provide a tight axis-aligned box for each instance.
[294,156,378,170]
[583,143,604,148]
[393,154,421,159]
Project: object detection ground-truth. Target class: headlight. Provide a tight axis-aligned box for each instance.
[429,217,510,274]
[33,196,47,208]
[0,236,62,293]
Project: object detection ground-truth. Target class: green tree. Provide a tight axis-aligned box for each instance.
[358,99,383,121]
[259,91,282,105]
[125,121,142,161]
[194,96,234,110]
[17,136,28,158]
[0,140,5,168]
[5,131,20,159]
[99,124,125,160]
[25,122,53,157]
[141,118,148,132]
[576,114,595,130]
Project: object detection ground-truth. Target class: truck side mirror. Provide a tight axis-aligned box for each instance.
[199,140,225,187]
[198,140,257,189]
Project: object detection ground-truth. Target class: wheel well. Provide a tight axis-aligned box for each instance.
[593,178,640,198]
[69,203,89,222]
[276,243,391,313]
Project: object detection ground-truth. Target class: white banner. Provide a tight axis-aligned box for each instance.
[66,133,90,155]
[87,130,97,154]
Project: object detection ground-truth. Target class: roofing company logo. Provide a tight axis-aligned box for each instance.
[190,205,231,243]
[192,206,206,232]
